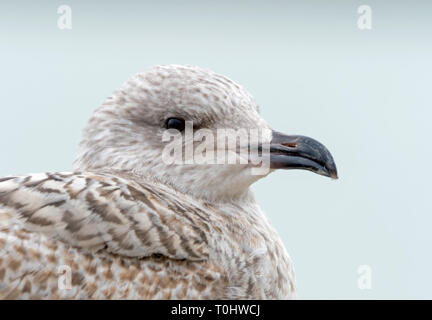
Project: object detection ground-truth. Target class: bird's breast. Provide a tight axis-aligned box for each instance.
[203,202,296,299]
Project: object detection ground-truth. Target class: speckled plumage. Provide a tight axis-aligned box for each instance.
[0,65,295,299]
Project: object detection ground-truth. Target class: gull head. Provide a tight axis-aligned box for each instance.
[74,65,337,202]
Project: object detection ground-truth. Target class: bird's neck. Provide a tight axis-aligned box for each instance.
[99,168,295,298]
[101,168,258,205]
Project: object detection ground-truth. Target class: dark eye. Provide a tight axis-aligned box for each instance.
[165,118,185,131]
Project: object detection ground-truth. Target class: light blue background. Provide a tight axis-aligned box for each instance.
[1,1,431,299]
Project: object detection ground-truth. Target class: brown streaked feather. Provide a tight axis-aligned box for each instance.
[0,171,294,299]
[0,224,227,299]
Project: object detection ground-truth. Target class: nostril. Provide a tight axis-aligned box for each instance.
[282,142,297,148]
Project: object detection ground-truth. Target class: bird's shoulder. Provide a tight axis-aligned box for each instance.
[0,172,210,261]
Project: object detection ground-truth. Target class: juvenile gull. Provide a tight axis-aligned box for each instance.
[0,65,337,299]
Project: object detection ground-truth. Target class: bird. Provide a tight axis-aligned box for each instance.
[0,65,337,299]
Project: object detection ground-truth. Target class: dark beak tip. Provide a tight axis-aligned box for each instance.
[322,165,338,180]
[330,171,339,180]
[325,158,338,180]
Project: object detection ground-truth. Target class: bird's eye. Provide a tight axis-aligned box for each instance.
[165,118,186,131]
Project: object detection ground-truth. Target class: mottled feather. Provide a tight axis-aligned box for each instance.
[0,172,294,299]
[0,65,296,299]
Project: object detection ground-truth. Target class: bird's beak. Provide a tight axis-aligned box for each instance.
[270,131,338,179]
